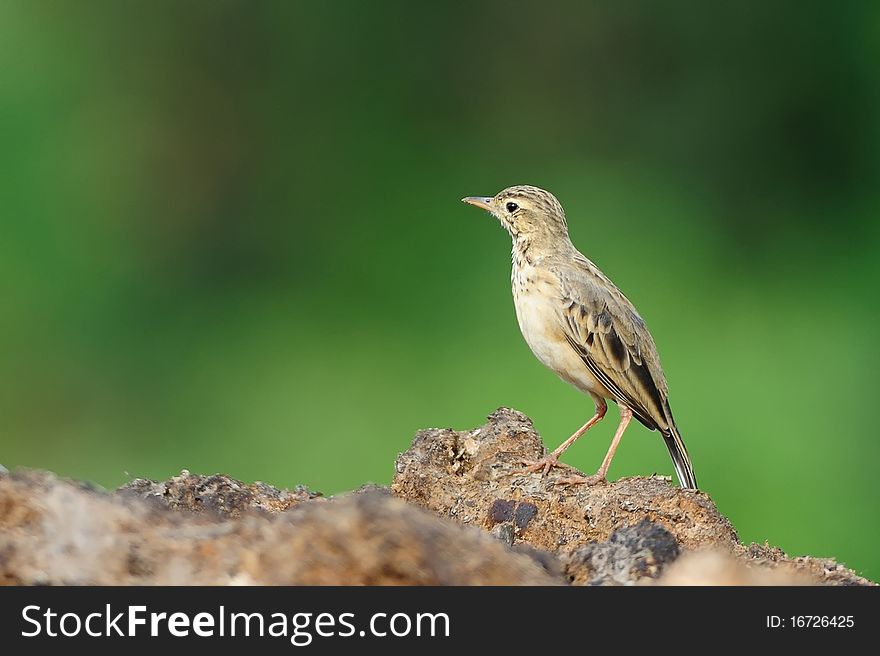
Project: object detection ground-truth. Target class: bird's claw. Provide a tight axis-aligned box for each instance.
[515,455,560,477]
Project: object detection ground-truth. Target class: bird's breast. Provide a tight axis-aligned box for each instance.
[511,264,608,397]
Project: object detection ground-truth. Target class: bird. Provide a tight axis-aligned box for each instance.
[462,185,697,489]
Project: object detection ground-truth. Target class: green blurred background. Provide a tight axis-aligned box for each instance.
[2,2,878,577]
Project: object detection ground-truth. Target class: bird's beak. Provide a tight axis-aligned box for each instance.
[461,196,494,212]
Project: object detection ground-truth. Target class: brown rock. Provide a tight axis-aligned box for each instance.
[563,519,681,585]
[734,542,874,586]
[118,469,322,517]
[0,409,871,586]
[657,550,813,585]
[0,469,558,585]
[392,407,738,552]
[391,408,872,586]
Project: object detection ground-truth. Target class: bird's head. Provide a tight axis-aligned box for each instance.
[462,185,569,242]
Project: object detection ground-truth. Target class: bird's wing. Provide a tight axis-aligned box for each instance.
[554,256,670,432]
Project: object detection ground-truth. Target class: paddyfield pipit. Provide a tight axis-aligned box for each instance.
[463,185,697,489]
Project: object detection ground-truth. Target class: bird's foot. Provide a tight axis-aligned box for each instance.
[554,473,606,487]
[516,454,562,477]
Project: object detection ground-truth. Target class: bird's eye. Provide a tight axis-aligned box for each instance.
[505,202,519,213]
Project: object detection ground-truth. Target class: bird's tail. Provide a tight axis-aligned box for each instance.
[662,422,698,490]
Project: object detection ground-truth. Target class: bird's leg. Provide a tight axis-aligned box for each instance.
[519,399,607,476]
[557,405,632,486]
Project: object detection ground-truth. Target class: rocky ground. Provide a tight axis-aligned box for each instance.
[0,408,872,585]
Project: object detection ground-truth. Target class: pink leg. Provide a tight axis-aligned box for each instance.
[520,398,607,476]
[557,405,632,486]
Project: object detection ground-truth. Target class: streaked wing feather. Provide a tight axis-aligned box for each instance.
[555,260,669,432]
